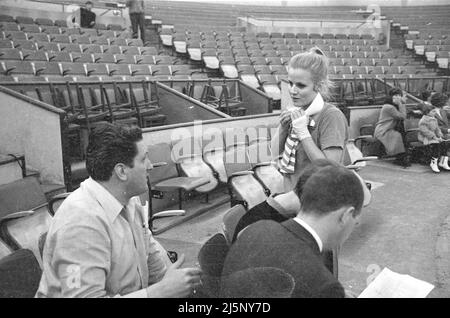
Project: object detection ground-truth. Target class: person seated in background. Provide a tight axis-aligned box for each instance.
[374,88,410,167]
[80,1,96,28]
[221,164,371,298]
[430,93,450,138]
[418,103,450,173]
[36,123,202,298]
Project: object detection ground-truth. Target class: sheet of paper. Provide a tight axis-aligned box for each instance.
[358,268,434,298]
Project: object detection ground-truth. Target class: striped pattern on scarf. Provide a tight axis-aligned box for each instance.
[279,131,300,174]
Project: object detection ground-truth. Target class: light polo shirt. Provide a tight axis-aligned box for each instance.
[36,177,171,298]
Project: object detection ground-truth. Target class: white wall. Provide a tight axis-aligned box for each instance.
[0,88,65,185]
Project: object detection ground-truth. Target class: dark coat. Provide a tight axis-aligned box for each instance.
[221,219,345,298]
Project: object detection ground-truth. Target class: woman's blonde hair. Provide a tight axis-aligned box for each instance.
[288,47,335,101]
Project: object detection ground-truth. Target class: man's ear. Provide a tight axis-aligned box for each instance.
[113,163,128,182]
[338,206,355,226]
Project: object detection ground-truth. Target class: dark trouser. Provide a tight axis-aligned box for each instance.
[428,142,449,159]
[130,12,145,43]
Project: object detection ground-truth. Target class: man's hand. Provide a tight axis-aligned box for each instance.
[147,254,202,298]
[291,114,311,141]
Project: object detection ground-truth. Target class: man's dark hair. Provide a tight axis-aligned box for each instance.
[86,123,143,181]
[294,159,339,198]
[86,1,93,5]
[299,166,364,216]
[430,93,449,108]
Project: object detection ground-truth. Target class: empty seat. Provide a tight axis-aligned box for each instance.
[90,36,109,46]
[59,43,82,53]
[20,24,40,34]
[107,63,130,77]
[0,48,22,60]
[0,40,12,48]
[127,39,144,47]
[36,41,59,52]
[35,18,54,26]
[93,53,115,64]
[114,54,136,64]
[15,16,34,25]
[26,33,49,42]
[51,34,71,43]
[130,64,152,76]
[80,28,98,37]
[108,24,124,31]
[86,63,109,77]
[48,51,72,62]
[71,35,91,45]
[136,55,155,64]
[34,61,62,78]
[71,53,94,63]
[151,65,171,78]
[13,40,36,50]
[3,60,35,77]
[81,44,103,54]
[22,49,48,61]
[109,38,127,46]
[41,26,60,34]
[54,20,67,28]
[120,46,140,55]
[4,31,27,41]
[0,15,15,23]
[60,62,87,76]
[103,45,122,54]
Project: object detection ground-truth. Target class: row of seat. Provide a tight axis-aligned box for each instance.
[0,61,198,81]
[0,48,170,64]
[0,14,124,31]
[166,29,375,41]
[0,32,142,47]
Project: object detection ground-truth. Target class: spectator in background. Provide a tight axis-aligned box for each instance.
[430,93,450,138]
[127,0,145,43]
[80,1,96,29]
[374,88,410,167]
[418,103,450,172]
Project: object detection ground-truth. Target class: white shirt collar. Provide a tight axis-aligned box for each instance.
[293,217,323,252]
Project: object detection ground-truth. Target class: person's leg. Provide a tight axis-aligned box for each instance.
[130,13,138,39]
[138,13,145,43]
[438,141,450,170]
[429,143,440,173]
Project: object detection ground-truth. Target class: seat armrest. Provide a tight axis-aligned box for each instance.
[151,162,168,168]
[48,192,71,216]
[253,161,275,168]
[230,170,254,177]
[151,210,186,221]
[175,153,202,163]
[352,156,379,164]
[0,211,35,224]
[353,135,376,142]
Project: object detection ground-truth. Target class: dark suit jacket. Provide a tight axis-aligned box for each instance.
[221,219,345,298]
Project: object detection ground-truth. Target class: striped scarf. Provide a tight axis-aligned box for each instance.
[279,131,300,174]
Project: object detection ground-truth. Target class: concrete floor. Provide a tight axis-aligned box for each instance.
[156,160,450,298]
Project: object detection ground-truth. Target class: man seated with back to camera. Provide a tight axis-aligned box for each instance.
[231,159,341,275]
[221,163,371,298]
[36,123,202,298]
